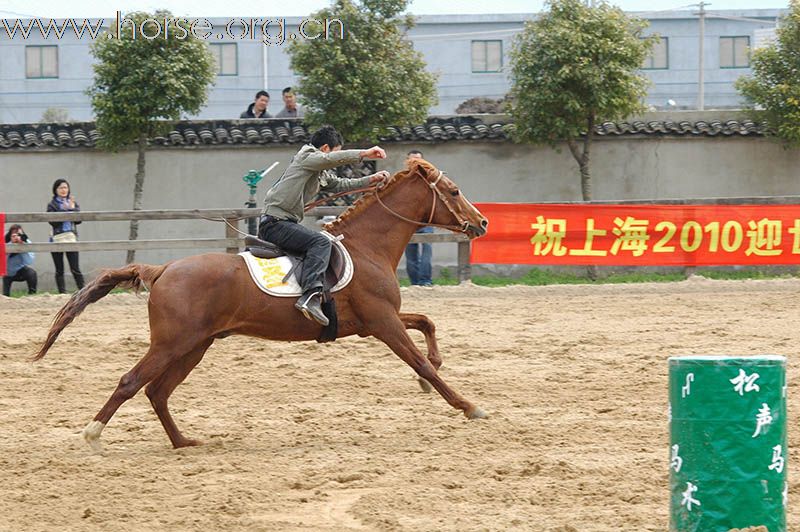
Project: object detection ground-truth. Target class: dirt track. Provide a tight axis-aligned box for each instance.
[1,278,798,531]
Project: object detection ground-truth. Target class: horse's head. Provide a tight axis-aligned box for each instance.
[404,159,489,239]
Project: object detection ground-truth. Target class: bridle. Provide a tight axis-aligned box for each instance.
[373,168,471,233]
[302,166,473,233]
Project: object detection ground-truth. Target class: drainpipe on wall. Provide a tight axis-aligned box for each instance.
[262,42,269,94]
[697,1,707,111]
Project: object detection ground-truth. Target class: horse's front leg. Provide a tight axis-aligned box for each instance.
[399,312,441,393]
[371,314,486,419]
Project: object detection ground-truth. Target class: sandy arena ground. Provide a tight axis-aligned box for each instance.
[1,278,798,531]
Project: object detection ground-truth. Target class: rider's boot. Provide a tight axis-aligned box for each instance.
[295,290,329,326]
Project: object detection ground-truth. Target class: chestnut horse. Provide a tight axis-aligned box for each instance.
[34,159,489,451]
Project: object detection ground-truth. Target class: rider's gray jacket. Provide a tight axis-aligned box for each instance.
[262,144,370,223]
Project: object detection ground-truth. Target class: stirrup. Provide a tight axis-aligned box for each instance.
[295,291,329,326]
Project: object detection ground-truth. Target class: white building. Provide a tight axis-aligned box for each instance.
[0,9,785,123]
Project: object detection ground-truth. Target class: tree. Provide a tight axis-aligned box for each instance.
[87,11,216,263]
[40,107,69,123]
[456,95,511,114]
[736,1,800,145]
[287,0,437,142]
[508,0,655,201]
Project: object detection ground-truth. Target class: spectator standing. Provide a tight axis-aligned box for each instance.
[47,178,85,293]
[403,150,433,286]
[275,87,304,118]
[240,90,272,119]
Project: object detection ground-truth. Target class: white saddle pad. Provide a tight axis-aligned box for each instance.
[239,231,354,297]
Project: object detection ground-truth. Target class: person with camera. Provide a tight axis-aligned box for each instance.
[47,178,85,293]
[3,224,37,297]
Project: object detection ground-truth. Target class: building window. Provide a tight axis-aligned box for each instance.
[26,45,58,78]
[720,36,750,68]
[209,43,237,76]
[642,37,668,70]
[471,40,502,73]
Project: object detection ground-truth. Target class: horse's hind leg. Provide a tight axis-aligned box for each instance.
[81,341,188,452]
[145,339,213,449]
[399,313,441,393]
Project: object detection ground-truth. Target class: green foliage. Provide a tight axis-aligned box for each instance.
[288,0,437,142]
[396,268,798,289]
[87,11,216,150]
[508,0,655,146]
[40,107,69,122]
[736,1,800,145]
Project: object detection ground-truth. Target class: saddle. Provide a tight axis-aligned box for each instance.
[241,232,353,344]
[243,234,348,292]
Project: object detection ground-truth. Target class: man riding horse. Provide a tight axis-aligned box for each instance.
[258,125,389,326]
[35,148,490,451]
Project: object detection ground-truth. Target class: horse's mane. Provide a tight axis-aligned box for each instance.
[323,160,434,233]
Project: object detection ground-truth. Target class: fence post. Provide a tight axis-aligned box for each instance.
[225,217,239,254]
[457,240,471,283]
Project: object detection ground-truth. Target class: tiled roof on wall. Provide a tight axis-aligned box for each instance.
[594,119,764,136]
[0,117,766,151]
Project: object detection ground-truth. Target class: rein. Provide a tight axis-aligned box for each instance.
[303,186,375,211]
[199,186,377,237]
[203,167,470,235]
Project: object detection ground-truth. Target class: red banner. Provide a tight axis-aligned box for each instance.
[471,203,800,266]
[0,213,5,276]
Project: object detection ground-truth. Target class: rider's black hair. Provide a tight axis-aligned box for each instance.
[310,125,344,149]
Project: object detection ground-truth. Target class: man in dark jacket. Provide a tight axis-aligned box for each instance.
[240,90,271,119]
[258,125,389,325]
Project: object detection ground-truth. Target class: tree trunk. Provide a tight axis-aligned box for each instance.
[126,133,146,264]
[568,115,596,280]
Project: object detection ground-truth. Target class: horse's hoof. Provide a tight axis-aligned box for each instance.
[417,377,433,393]
[466,407,488,420]
[81,420,106,454]
[174,438,203,449]
[83,435,104,454]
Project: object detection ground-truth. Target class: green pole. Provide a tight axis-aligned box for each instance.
[669,356,787,531]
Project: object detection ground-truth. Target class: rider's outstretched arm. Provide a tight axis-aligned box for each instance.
[302,149,362,172]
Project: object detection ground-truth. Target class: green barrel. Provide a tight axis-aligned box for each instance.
[669,356,787,532]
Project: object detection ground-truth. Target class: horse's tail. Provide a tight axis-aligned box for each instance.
[32,263,169,361]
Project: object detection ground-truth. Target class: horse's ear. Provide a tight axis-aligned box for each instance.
[409,158,428,174]
[402,159,422,178]
[416,159,437,178]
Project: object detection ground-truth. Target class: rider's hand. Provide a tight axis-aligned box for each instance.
[369,171,390,186]
[360,146,386,160]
